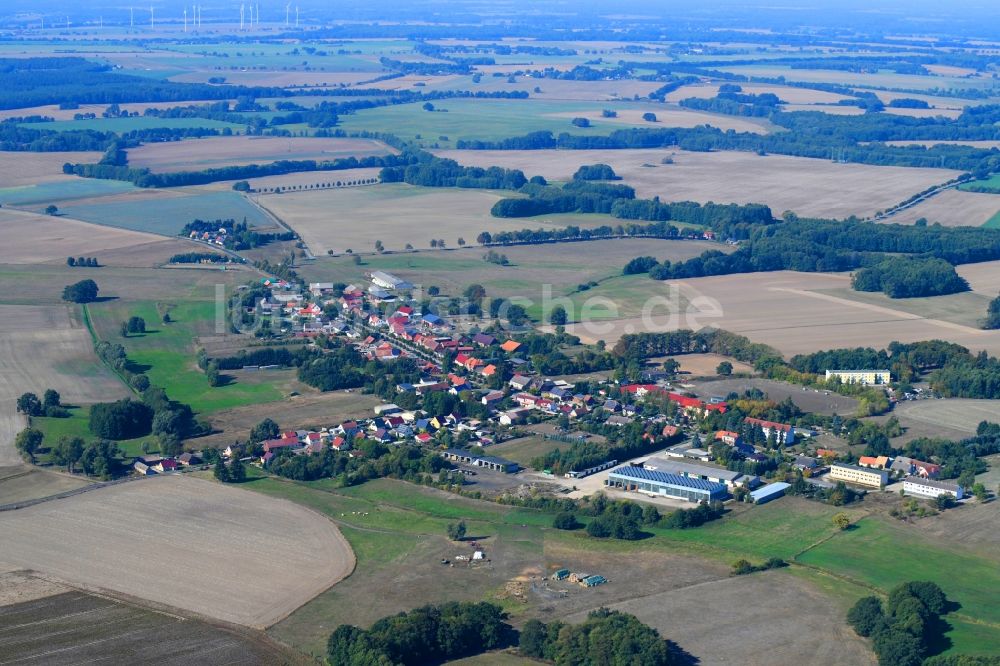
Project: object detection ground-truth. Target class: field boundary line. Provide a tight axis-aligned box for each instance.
[81,304,134,394]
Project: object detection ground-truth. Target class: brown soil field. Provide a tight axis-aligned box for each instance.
[0,466,93,506]
[435,148,959,219]
[545,106,771,134]
[690,378,859,415]
[0,151,102,186]
[555,271,1000,355]
[0,208,179,265]
[564,569,876,666]
[783,103,866,115]
[885,189,1000,227]
[127,136,393,173]
[0,305,128,468]
[0,475,355,628]
[189,390,382,450]
[0,572,305,665]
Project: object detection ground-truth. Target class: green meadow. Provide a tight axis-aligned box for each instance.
[0,179,135,206]
[21,116,245,133]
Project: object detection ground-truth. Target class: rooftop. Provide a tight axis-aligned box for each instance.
[608,465,728,492]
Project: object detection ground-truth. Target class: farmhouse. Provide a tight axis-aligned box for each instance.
[829,462,887,489]
[441,448,521,473]
[606,465,728,503]
[369,271,413,291]
[859,455,891,470]
[903,476,964,500]
[825,369,891,385]
[889,456,941,479]
[744,417,795,445]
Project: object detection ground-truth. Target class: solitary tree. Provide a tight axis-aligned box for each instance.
[45,204,59,215]
[447,520,467,541]
[14,428,43,463]
[16,392,43,416]
[62,279,99,304]
[833,512,851,530]
[716,361,733,376]
[43,389,61,408]
[374,240,384,253]
[249,418,280,443]
[549,305,568,326]
[213,458,230,482]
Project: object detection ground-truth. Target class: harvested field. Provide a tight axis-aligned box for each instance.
[959,259,1000,296]
[299,238,721,301]
[0,466,92,506]
[545,106,771,134]
[564,569,875,665]
[0,305,127,468]
[170,69,374,87]
[913,498,1000,550]
[127,136,394,173]
[883,107,962,119]
[189,390,382,450]
[0,100,224,122]
[782,103,866,115]
[444,77,663,101]
[435,148,958,219]
[0,573,304,665]
[670,352,754,377]
[885,188,1000,227]
[690,378,858,415]
[0,475,355,628]
[554,271,1000,355]
[0,151,102,186]
[885,140,1000,149]
[891,399,997,436]
[0,208,178,265]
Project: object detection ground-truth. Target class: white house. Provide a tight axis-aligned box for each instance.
[903,476,964,500]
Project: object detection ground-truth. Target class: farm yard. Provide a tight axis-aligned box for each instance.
[126,135,395,173]
[0,475,355,628]
[434,148,959,219]
[555,270,1000,355]
[0,572,304,665]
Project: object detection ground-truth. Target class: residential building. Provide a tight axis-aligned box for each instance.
[889,456,941,479]
[829,463,887,489]
[859,455,891,470]
[606,466,728,503]
[744,417,795,445]
[903,476,963,500]
[825,369,891,385]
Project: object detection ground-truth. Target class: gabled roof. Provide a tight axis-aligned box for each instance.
[500,340,521,353]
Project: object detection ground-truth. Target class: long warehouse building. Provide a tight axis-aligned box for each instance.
[606,465,728,503]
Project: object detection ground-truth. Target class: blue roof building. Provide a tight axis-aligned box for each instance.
[749,482,791,505]
[606,465,728,503]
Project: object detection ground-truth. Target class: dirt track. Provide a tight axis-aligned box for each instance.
[0,475,355,628]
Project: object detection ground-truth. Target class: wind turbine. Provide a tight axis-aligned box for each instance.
[239,3,245,30]
[183,7,187,31]
[285,2,290,26]
[149,5,154,29]
[130,6,134,27]
[295,5,299,27]
[255,3,260,27]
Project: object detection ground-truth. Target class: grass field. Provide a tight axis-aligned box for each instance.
[20,116,246,133]
[0,475,354,628]
[435,148,960,219]
[88,299,290,413]
[335,98,768,149]
[263,183,636,255]
[796,517,1000,655]
[959,174,1000,194]
[0,179,136,206]
[58,188,272,236]
[32,407,154,457]
[127,135,394,173]
[298,238,721,306]
[718,64,999,93]
[489,436,568,467]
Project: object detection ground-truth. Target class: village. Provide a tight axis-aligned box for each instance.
[130,268,965,515]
